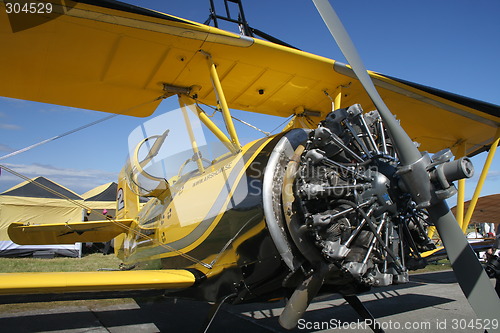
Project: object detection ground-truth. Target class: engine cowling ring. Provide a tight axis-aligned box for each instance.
[262,128,310,272]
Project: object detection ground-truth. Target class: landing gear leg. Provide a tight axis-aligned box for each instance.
[343,294,385,333]
[199,293,237,333]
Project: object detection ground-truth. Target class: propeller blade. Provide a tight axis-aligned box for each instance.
[429,201,500,327]
[279,265,328,329]
[311,0,419,166]
[312,0,500,328]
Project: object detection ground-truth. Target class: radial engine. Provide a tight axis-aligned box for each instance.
[265,104,474,291]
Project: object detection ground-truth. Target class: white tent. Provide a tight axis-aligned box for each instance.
[0,177,82,257]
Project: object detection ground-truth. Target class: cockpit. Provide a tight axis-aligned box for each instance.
[123,100,237,198]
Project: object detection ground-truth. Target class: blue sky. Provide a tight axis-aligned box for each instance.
[0,0,499,205]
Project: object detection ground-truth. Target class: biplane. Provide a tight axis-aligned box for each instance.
[0,0,499,331]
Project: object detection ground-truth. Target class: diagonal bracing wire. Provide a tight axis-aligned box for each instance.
[0,96,165,161]
[0,163,211,268]
[0,95,211,268]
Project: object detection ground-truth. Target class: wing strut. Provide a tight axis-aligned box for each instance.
[462,128,500,230]
[201,50,241,150]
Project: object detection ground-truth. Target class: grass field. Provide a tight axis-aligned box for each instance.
[0,253,451,274]
[0,254,129,314]
[0,253,452,315]
[0,253,122,273]
[412,259,452,273]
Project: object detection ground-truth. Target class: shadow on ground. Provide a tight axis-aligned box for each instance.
[0,270,460,332]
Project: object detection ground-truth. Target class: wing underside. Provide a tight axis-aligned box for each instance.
[0,0,498,155]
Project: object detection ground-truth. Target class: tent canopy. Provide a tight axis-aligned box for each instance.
[451,193,500,229]
[2,176,81,200]
[0,177,82,257]
[82,182,118,202]
[82,182,117,219]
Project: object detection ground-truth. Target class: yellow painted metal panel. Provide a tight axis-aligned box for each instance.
[421,246,443,258]
[0,269,195,295]
[122,136,275,263]
[234,69,293,109]
[0,0,212,116]
[0,1,497,155]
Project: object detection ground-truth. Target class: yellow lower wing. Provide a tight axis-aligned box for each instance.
[8,219,135,245]
[4,219,197,298]
[0,270,195,295]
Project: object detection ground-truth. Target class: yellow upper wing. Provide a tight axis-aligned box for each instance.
[0,0,498,155]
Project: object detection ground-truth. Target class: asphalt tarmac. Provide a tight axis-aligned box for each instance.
[0,270,497,333]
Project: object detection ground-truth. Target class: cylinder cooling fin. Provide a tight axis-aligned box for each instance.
[265,104,440,293]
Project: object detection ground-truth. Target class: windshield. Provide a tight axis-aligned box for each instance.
[125,103,234,197]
